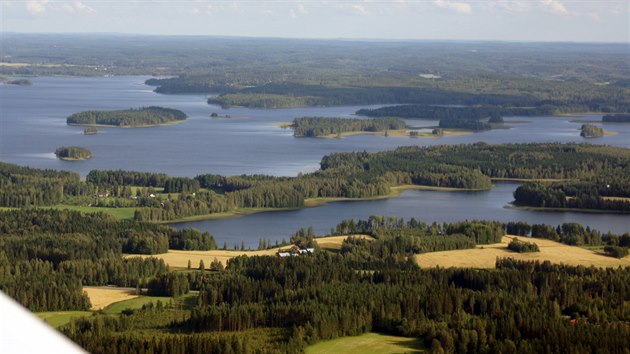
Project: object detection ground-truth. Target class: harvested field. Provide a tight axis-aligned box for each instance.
[126,235,373,268]
[83,286,139,310]
[415,236,630,269]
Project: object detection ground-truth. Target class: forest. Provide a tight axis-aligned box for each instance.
[291,117,407,137]
[54,146,92,161]
[1,204,629,353]
[356,104,553,120]
[66,106,186,127]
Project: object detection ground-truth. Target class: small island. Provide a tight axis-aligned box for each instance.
[67,106,187,128]
[83,127,98,135]
[291,117,407,137]
[5,79,32,86]
[580,124,604,138]
[54,146,92,161]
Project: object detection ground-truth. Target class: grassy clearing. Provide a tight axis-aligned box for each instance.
[126,235,373,268]
[35,311,93,328]
[43,205,136,220]
[104,295,172,314]
[83,286,139,310]
[306,332,425,354]
[415,236,630,269]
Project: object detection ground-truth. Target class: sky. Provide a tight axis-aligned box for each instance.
[1,0,628,42]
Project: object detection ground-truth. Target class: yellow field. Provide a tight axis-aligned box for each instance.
[83,286,139,310]
[415,236,630,269]
[0,62,30,67]
[126,235,373,268]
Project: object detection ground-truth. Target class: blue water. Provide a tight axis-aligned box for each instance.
[1,76,628,247]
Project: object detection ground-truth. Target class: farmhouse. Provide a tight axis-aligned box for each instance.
[277,245,315,257]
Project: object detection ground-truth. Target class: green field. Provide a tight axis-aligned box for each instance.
[104,295,173,314]
[44,205,136,220]
[306,332,425,354]
[35,311,93,328]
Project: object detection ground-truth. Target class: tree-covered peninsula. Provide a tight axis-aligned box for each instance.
[66,106,187,127]
[291,117,407,137]
[3,143,629,221]
[54,146,92,161]
[603,114,630,123]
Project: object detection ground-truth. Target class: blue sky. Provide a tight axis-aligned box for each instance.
[2,0,628,42]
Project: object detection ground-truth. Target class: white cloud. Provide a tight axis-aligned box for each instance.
[296,4,308,15]
[25,0,49,14]
[433,0,472,15]
[351,4,368,16]
[74,0,96,14]
[540,0,568,15]
[490,0,530,13]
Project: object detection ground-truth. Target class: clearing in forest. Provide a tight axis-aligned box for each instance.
[415,236,630,268]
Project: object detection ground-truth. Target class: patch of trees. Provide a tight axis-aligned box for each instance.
[0,161,93,207]
[602,114,630,123]
[507,238,540,253]
[439,119,491,131]
[6,79,32,86]
[291,117,406,137]
[503,219,630,250]
[357,104,552,120]
[513,180,630,212]
[54,146,92,160]
[580,124,604,138]
[604,245,629,258]
[66,106,186,127]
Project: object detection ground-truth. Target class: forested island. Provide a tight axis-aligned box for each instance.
[580,124,604,138]
[66,106,186,127]
[291,117,407,137]
[3,143,629,221]
[54,146,92,161]
[4,78,32,86]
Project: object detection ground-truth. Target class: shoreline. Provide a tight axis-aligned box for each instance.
[504,203,630,215]
[67,120,185,128]
[165,184,491,224]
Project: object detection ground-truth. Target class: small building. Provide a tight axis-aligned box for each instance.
[97,191,109,198]
[278,252,291,258]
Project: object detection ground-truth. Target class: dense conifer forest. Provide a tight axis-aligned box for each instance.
[291,117,407,137]
[66,106,186,127]
[54,146,92,160]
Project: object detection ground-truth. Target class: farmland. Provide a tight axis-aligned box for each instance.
[415,236,630,269]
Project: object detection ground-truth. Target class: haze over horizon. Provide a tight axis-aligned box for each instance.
[2,0,628,43]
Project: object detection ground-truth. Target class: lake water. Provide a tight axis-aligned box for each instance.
[1,76,628,246]
[175,182,630,248]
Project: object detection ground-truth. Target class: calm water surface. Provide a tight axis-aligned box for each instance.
[175,183,630,248]
[1,76,628,246]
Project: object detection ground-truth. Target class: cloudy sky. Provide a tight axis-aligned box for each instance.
[2,0,628,42]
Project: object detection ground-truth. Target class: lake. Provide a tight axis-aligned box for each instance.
[174,182,630,248]
[1,76,629,247]
[2,76,630,178]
